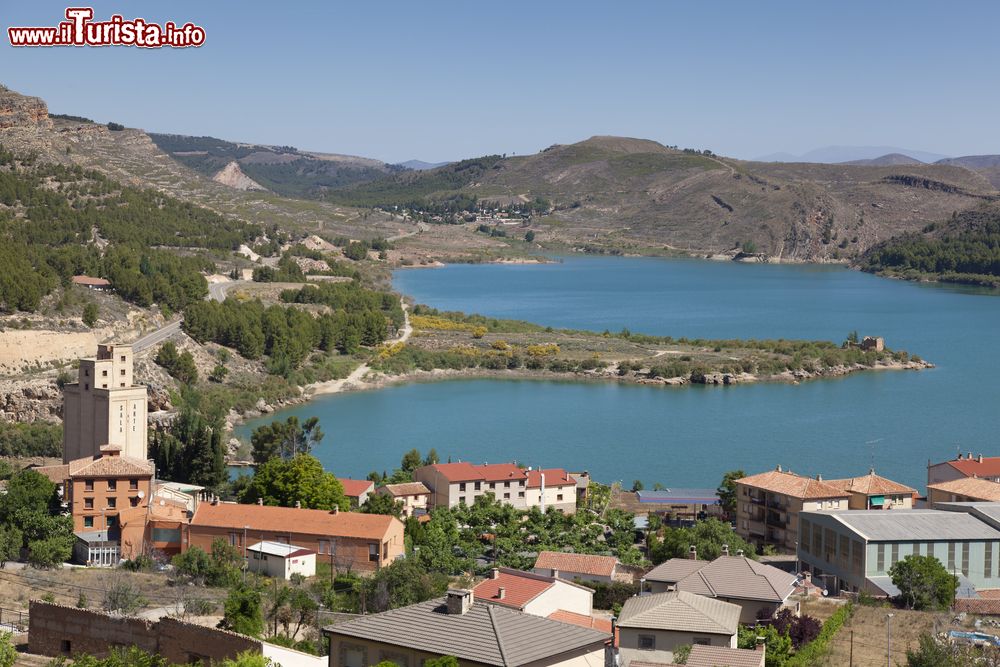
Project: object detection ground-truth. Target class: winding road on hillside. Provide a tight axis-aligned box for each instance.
[131,280,250,352]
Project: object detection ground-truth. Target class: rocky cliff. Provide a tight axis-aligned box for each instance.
[212,160,265,191]
[0,86,50,129]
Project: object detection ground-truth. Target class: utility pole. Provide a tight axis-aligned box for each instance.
[849,629,853,667]
[886,613,894,667]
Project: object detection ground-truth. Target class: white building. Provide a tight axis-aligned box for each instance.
[413,462,578,512]
[62,344,148,463]
[247,541,316,579]
[472,567,594,618]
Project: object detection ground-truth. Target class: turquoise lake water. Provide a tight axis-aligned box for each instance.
[237,256,1000,490]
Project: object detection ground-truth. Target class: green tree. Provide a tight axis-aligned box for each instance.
[422,448,440,466]
[362,493,404,518]
[219,652,275,667]
[150,407,227,489]
[363,558,449,613]
[240,454,349,511]
[155,341,198,384]
[737,624,792,667]
[0,632,15,667]
[524,231,535,243]
[400,448,423,474]
[250,416,324,463]
[716,469,745,518]
[221,584,265,637]
[631,480,644,492]
[0,525,23,567]
[650,518,756,564]
[27,535,73,568]
[890,554,957,610]
[82,302,99,327]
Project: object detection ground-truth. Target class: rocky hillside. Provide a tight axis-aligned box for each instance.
[212,160,265,191]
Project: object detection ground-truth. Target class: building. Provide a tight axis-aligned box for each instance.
[62,343,148,462]
[685,644,765,667]
[376,482,431,518]
[525,469,578,514]
[929,478,1000,505]
[860,336,884,352]
[533,551,621,585]
[247,541,317,579]
[734,467,850,553]
[640,548,798,623]
[828,469,916,510]
[414,462,529,509]
[797,508,1000,595]
[928,452,1000,485]
[616,590,740,667]
[71,275,111,291]
[337,478,375,508]
[185,501,404,573]
[323,589,610,667]
[472,567,593,618]
[633,488,722,521]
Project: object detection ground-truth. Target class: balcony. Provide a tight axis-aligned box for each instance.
[747,520,765,537]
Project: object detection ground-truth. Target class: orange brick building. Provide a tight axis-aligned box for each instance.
[184,501,405,573]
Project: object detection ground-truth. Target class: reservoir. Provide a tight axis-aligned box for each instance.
[238,256,1000,490]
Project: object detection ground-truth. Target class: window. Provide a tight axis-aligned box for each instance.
[458,497,466,505]
[890,543,899,567]
[319,539,336,555]
[84,517,94,528]
[84,383,89,391]
[800,519,811,553]
[102,370,108,377]
[107,480,117,491]
[962,543,970,576]
[987,543,993,579]
[877,544,885,572]
[948,543,956,571]
[369,544,379,562]
[229,532,239,546]
[840,535,850,566]
[637,635,655,650]
[557,493,564,501]
[459,483,466,492]
[84,498,94,509]
[152,528,181,543]
[61,641,72,655]
[489,482,496,490]
[129,479,139,490]
[503,493,510,500]
[106,515,117,528]
[693,638,711,646]
[383,541,389,559]
[475,481,481,491]
[120,369,126,376]
[106,497,116,509]
[504,481,510,488]
[518,491,524,498]
[120,355,126,362]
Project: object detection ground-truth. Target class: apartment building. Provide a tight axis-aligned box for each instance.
[62,344,148,462]
[828,469,916,510]
[928,452,1000,485]
[376,482,431,518]
[735,466,850,553]
[413,462,529,509]
[524,469,578,514]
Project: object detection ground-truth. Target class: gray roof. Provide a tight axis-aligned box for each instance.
[643,559,708,584]
[323,597,608,666]
[660,556,797,604]
[617,590,740,636]
[937,502,1000,531]
[807,509,1000,542]
[686,644,764,667]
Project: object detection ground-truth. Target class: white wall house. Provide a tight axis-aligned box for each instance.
[248,541,316,579]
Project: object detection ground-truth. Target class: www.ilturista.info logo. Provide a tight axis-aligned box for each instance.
[8,7,205,48]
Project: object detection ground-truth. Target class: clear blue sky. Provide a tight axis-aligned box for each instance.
[4,1,1000,163]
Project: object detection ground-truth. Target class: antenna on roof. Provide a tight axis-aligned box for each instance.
[866,437,883,472]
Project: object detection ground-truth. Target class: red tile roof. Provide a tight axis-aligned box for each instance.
[547,610,613,634]
[535,551,618,578]
[829,470,916,496]
[954,598,1000,615]
[526,469,576,489]
[379,482,430,497]
[473,569,554,610]
[72,275,111,287]
[191,502,398,540]
[337,478,374,498]
[947,457,1000,478]
[928,477,1000,501]
[737,468,849,500]
[423,462,527,483]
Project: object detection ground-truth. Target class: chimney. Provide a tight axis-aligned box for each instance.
[755,636,766,654]
[491,568,500,580]
[688,545,697,560]
[776,464,782,472]
[257,498,264,506]
[980,454,985,463]
[815,474,822,481]
[497,587,506,600]
[736,549,744,557]
[804,572,812,584]
[446,589,472,615]
[968,452,973,460]
[331,506,339,515]
[295,501,301,509]
[721,544,729,557]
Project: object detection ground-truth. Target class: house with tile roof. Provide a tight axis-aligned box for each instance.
[524,469,578,513]
[734,466,850,553]
[616,590,740,667]
[186,501,404,573]
[928,477,1000,505]
[414,462,578,512]
[533,551,621,585]
[928,452,1000,486]
[376,481,431,518]
[684,644,765,667]
[828,469,916,510]
[336,478,375,508]
[323,589,610,667]
[472,567,594,618]
[641,548,798,623]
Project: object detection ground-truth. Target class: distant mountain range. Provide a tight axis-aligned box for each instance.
[756,145,951,164]
[396,159,451,171]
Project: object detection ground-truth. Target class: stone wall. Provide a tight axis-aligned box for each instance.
[28,601,261,664]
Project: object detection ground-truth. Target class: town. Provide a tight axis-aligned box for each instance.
[0,342,993,666]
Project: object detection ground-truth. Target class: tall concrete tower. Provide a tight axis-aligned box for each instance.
[62,344,148,463]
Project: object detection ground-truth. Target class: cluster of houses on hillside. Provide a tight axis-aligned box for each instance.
[28,342,1000,667]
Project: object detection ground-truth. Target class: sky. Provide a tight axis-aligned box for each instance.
[3,1,1000,164]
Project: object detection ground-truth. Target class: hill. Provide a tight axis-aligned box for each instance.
[396,159,451,171]
[320,135,998,260]
[843,153,925,166]
[860,204,1000,287]
[756,145,949,163]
